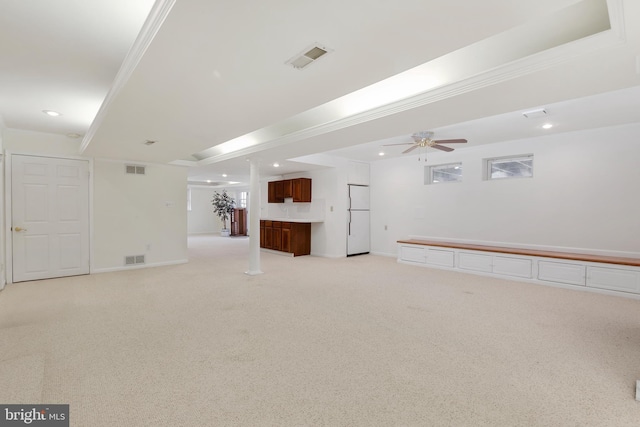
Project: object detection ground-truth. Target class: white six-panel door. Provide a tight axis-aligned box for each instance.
[11,155,90,282]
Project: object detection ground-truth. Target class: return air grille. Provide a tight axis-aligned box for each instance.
[125,255,145,266]
[126,165,146,175]
[286,43,331,69]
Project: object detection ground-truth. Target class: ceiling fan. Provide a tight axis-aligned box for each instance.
[384,131,467,154]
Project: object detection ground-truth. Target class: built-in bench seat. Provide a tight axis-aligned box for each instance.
[397,239,640,267]
[397,239,640,298]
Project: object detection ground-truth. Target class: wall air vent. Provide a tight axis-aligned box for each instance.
[286,43,331,69]
[126,165,146,175]
[125,255,145,266]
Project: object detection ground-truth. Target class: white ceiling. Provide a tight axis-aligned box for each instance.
[1,0,639,186]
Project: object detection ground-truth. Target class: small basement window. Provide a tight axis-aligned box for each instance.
[425,163,463,184]
[486,155,533,180]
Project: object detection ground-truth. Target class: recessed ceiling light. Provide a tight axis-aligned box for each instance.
[144,140,157,145]
[206,180,211,183]
[43,110,61,117]
[542,123,553,129]
[66,133,82,139]
[378,151,385,156]
[222,173,228,177]
[273,163,280,167]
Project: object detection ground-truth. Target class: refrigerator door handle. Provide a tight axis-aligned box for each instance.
[348,211,351,235]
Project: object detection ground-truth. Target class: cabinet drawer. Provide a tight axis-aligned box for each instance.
[493,256,532,278]
[458,252,492,272]
[426,248,454,267]
[538,261,585,286]
[587,266,640,293]
[400,246,425,264]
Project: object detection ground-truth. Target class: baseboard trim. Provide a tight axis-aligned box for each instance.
[91,259,188,274]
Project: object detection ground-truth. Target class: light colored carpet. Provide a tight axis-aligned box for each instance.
[0,234,639,426]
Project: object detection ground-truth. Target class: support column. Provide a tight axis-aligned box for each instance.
[245,158,263,275]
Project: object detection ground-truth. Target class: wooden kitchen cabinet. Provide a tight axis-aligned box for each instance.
[292,178,311,202]
[272,221,282,251]
[282,180,293,198]
[267,182,277,203]
[260,220,311,256]
[263,220,273,248]
[281,226,291,253]
[267,178,311,203]
[231,208,247,236]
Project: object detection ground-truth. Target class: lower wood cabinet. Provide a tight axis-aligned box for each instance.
[260,220,311,256]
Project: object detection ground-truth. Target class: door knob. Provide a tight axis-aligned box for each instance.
[14,226,27,232]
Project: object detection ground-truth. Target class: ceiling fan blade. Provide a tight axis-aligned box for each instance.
[402,145,419,154]
[431,144,454,152]
[382,142,414,146]
[433,138,467,144]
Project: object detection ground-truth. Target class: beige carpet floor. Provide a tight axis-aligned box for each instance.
[0,234,639,426]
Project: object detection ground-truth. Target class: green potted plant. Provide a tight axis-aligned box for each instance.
[212,189,236,237]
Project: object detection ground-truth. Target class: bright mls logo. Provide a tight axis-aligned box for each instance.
[0,405,68,426]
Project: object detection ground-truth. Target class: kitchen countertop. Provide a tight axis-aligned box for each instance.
[261,218,324,223]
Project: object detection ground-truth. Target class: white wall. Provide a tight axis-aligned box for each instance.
[370,123,640,257]
[93,159,188,271]
[2,129,190,275]
[304,167,349,258]
[188,187,222,234]
[0,129,4,288]
[2,128,82,157]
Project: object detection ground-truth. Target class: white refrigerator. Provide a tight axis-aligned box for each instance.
[347,184,370,256]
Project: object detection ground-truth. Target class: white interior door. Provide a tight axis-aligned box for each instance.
[12,155,90,282]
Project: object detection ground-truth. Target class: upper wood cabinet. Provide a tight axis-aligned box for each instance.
[283,179,293,198]
[292,178,311,202]
[268,178,311,203]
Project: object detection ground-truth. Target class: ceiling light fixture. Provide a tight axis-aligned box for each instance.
[378,152,385,156]
[222,173,228,177]
[542,123,553,129]
[273,163,280,168]
[522,108,547,119]
[144,140,157,145]
[43,110,61,117]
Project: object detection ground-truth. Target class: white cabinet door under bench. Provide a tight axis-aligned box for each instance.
[538,260,586,286]
[397,241,640,299]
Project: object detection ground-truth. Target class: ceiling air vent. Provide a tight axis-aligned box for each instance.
[286,43,331,69]
[126,165,146,175]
